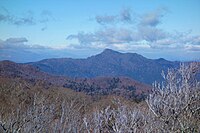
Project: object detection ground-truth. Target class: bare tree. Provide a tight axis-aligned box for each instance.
[52,99,84,133]
[146,63,200,132]
[83,99,147,133]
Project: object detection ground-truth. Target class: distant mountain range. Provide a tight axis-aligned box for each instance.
[29,49,179,84]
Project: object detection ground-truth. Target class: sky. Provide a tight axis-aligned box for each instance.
[0,0,200,62]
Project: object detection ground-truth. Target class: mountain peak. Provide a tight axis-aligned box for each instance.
[101,49,122,55]
[103,48,115,52]
[100,49,145,58]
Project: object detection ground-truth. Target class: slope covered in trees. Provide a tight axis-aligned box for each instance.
[29,49,179,84]
[0,60,150,101]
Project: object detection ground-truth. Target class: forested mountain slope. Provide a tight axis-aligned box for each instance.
[29,49,179,84]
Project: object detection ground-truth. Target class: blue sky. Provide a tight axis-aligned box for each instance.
[0,0,200,62]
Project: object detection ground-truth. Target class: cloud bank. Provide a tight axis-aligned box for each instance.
[67,8,200,53]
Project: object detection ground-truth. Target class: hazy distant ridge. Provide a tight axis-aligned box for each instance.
[29,49,179,84]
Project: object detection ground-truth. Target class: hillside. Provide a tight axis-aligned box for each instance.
[0,60,150,100]
[29,49,179,84]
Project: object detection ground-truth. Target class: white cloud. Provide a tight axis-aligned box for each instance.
[0,37,48,50]
[0,7,54,31]
[139,8,166,27]
[95,8,134,25]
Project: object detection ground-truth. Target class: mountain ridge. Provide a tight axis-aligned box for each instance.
[28,49,180,84]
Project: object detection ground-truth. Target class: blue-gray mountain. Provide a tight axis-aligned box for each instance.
[29,49,179,84]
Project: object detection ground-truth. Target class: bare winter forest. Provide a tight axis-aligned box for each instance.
[0,63,199,133]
